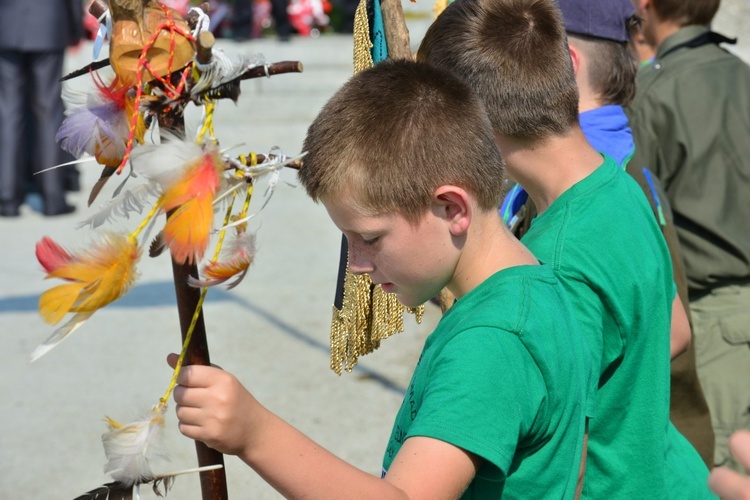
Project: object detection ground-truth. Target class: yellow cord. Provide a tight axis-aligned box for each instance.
[239,183,253,219]
[196,101,217,143]
[130,197,163,240]
[159,287,209,408]
[159,190,240,406]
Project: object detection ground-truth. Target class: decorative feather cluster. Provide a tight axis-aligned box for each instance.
[57,75,146,168]
[32,233,141,361]
[35,3,302,492]
[131,138,227,265]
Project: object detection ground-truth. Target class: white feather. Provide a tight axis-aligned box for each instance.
[33,156,98,176]
[29,312,94,363]
[102,405,168,486]
[77,183,159,229]
[61,82,89,114]
[216,151,302,232]
[129,136,204,188]
[191,50,247,95]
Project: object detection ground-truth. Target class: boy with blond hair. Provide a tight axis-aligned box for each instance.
[169,59,591,498]
[418,0,710,497]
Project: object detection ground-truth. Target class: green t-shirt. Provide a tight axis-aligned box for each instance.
[521,155,711,498]
[382,265,590,498]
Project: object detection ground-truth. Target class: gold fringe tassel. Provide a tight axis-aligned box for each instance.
[353,0,374,73]
[330,0,424,375]
[331,272,424,375]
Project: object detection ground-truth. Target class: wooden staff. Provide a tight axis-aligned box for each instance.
[157,17,229,500]
[381,0,412,59]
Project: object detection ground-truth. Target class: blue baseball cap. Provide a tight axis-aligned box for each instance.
[557,0,636,43]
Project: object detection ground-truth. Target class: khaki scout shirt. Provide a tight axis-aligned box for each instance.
[627,26,750,294]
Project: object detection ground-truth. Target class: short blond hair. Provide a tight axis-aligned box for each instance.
[299,59,505,222]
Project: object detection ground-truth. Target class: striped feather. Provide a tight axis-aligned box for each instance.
[188,231,256,288]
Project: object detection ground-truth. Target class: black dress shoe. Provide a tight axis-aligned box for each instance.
[0,204,20,217]
[43,203,76,217]
[65,176,81,193]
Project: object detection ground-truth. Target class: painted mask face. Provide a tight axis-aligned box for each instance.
[109,2,195,85]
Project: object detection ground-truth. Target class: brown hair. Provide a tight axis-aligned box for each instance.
[651,0,720,26]
[569,34,639,106]
[417,0,580,141]
[299,59,505,222]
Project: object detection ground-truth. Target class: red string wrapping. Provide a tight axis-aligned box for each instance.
[117,5,195,174]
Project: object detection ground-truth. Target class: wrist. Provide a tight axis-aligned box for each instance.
[238,403,275,464]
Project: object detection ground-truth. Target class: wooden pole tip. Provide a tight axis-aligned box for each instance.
[198,31,216,49]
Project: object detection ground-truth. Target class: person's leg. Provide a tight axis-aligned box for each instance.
[28,50,73,216]
[270,0,291,40]
[232,0,254,40]
[0,51,27,216]
[692,284,750,472]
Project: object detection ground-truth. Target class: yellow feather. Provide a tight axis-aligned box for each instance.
[39,282,86,325]
[39,233,141,321]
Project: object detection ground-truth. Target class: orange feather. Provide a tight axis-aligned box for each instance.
[188,231,256,289]
[37,233,141,325]
[160,151,223,265]
[204,259,251,281]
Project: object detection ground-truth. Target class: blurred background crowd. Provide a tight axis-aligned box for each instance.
[0,0,358,219]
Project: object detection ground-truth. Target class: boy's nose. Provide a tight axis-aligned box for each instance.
[347,244,375,275]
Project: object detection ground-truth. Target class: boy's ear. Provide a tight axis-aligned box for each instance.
[433,185,471,236]
[568,43,581,75]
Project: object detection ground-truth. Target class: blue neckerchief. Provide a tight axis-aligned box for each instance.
[579,105,635,168]
[499,105,636,226]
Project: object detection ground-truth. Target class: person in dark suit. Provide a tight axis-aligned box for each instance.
[231,0,254,40]
[0,0,82,217]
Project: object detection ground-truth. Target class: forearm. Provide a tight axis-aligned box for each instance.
[241,408,409,500]
[670,294,690,360]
